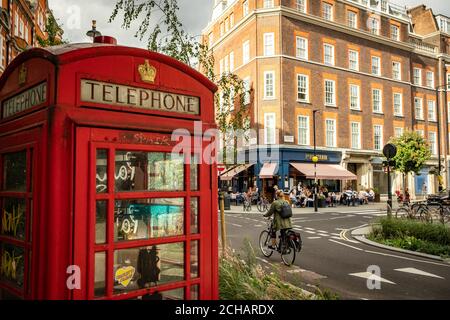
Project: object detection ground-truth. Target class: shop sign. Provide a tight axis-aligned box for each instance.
[115,266,136,287]
[80,79,200,115]
[305,153,328,161]
[284,136,294,143]
[2,82,47,119]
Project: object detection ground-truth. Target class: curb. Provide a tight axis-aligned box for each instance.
[351,226,448,262]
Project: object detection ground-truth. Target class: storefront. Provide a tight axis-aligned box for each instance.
[240,147,355,193]
[0,38,218,300]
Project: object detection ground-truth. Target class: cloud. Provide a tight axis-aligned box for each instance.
[48,0,449,48]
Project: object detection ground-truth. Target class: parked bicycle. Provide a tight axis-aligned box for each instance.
[259,217,302,266]
[395,200,434,223]
[257,195,270,213]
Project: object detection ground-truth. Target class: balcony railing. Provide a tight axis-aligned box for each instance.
[410,38,438,54]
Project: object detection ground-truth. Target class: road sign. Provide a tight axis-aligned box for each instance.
[383,143,397,159]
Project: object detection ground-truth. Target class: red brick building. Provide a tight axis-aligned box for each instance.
[0,0,58,74]
[203,0,450,198]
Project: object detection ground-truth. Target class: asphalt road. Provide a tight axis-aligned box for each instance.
[219,206,450,300]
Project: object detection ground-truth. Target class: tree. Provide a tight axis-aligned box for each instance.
[389,131,431,194]
[110,0,251,165]
[37,12,67,47]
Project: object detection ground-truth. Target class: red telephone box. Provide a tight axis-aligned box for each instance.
[0,38,218,300]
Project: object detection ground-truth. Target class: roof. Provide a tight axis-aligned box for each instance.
[0,43,218,92]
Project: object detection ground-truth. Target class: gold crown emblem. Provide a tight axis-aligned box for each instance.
[18,63,27,86]
[138,60,157,83]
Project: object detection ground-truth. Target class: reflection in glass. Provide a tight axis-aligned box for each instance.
[190,241,199,279]
[1,198,26,240]
[115,151,184,192]
[190,198,198,234]
[94,252,106,297]
[113,242,184,294]
[0,243,25,289]
[190,154,199,191]
[3,151,27,192]
[96,201,107,244]
[161,287,184,300]
[96,150,108,193]
[191,285,199,300]
[114,198,184,241]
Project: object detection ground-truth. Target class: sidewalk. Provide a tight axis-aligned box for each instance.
[220,202,390,215]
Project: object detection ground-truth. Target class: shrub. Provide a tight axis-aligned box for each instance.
[219,239,335,300]
[376,217,450,246]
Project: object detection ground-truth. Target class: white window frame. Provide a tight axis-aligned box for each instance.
[325,119,336,147]
[414,97,424,120]
[373,125,383,151]
[372,89,382,113]
[394,127,404,138]
[348,50,359,71]
[243,77,251,105]
[348,11,357,28]
[243,1,249,16]
[264,71,275,100]
[297,115,310,146]
[264,0,274,8]
[428,100,436,122]
[297,74,309,102]
[324,44,335,66]
[351,122,361,149]
[264,33,275,56]
[14,12,19,36]
[426,71,434,88]
[349,84,360,110]
[393,92,403,116]
[230,13,234,28]
[369,17,379,35]
[264,113,276,145]
[371,56,381,75]
[322,2,333,21]
[392,61,401,80]
[390,25,400,41]
[413,68,422,86]
[429,132,437,155]
[296,36,308,60]
[219,59,224,76]
[324,79,336,106]
[243,40,250,64]
[229,51,234,72]
[296,0,306,13]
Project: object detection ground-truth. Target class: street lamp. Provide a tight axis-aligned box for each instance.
[312,110,320,212]
[86,20,102,42]
[436,82,448,194]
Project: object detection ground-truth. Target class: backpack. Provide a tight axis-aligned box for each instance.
[279,201,293,219]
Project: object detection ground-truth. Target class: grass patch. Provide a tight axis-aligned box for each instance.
[219,239,337,300]
[368,218,450,258]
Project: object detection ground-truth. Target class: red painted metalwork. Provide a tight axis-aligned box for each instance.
[0,42,218,300]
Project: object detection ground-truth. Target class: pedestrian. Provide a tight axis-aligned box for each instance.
[263,189,293,250]
[421,182,427,196]
[404,188,411,204]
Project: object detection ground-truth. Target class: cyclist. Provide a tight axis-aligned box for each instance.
[263,189,293,250]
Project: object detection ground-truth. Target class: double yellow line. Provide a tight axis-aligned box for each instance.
[339,229,351,242]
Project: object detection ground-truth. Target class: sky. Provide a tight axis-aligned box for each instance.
[48,0,450,49]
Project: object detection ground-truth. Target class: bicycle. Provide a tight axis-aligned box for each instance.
[395,201,433,223]
[259,217,302,266]
[256,196,269,213]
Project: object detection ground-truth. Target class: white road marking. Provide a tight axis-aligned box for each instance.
[307,236,322,240]
[331,236,342,240]
[329,239,364,251]
[254,225,264,227]
[294,225,304,229]
[305,227,315,230]
[364,250,450,268]
[227,223,242,227]
[317,230,328,233]
[318,233,330,237]
[394,268,445,279]
[363,216,373,219]
[304,230,316,234]
[349,272,396,285]
[331,233,341,236]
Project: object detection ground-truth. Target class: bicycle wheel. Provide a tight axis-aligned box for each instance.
[259,230,273,258]
[257,201,264,212]
[417,205,432,223]
[281,239,296,266]
[395,207,410,219]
